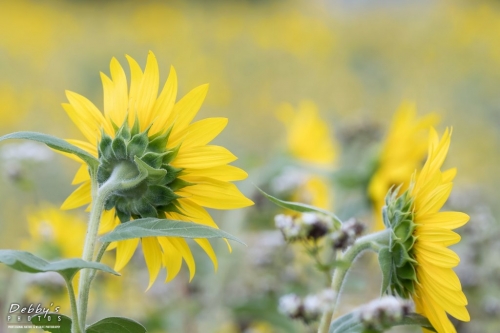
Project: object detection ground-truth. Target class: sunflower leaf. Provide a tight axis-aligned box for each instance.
[256,187,342,228]
[0,132,99,169]
[0,250,119,281]
[86,317,146,333]
[31,313,72,333]
[100,218,245,245]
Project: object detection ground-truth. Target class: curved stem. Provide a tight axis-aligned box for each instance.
[88,242,110,283]
[65,278,81,333]
[317,229,391,333]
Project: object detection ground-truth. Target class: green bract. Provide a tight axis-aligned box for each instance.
[380,186,418,299]
[98,119,188,223]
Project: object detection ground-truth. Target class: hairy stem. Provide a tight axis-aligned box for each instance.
[317,229,391,333]
[65,278,81,333]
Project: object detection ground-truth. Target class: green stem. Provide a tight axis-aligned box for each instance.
[317,229,391,333]
[76,162,144,332]
[65,278,81,333]
[76,175,108,332]
[89,242,111,283]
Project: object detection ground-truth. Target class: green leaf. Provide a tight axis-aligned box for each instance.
[100,218,245,245]
[86,317,146,333]
[0,250,119,281]
[0,132,99,169]
[30,313,72,333]
[257,187,342,228]
[330,311,436,333]
[378,247,392,295]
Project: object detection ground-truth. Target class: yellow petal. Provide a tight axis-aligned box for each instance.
[169,117,228,148]
[137,51,160,130]
[183,165,248,182]
[416,226,461,246]
[420,276,470,321]
[194,239,218,271]
[178,176,254,209]
[126,54,144,125]
[65,91,112,138]
[416,183,453,217]
[150,66,178,135]
[61,181,91,210]
[415,242,460,268]
[168,237,196,281]
[417,212,469,230]
[72,164,90,185]
[98,209,119,235]
[108,57,128,125]
[172,199,233,253]
[62,103,100,144]
[417,262,463,291]
[142,237,163,290]
[157,237,182,282]
[415,287,457,333]
[66,139,98,157]
[173,145,237,169]
[418,270,468,305]
[169,84,209,136]
[442,168,457,183]
[115,238,139,271]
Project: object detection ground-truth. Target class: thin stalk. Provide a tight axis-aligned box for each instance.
[317,229,391,333]
[89,242,111,283]
[65,278,81,333]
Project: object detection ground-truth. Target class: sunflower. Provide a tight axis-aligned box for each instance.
[276,101,337,209]
[383,128,469,333]
[368,102,439,230]
[60,51,253,287]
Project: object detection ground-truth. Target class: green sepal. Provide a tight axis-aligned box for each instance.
[141,151,167,169]
[86,317,146,333]
[147,127,172,153]
[145,185,179,206]
[111,136,127,160]
[378,246,392,295]
[391,242,414,268]
[127,132,149,158]
[134,156,167,183]
[169,178,193,192]
[397,262,417,280]
[0,250,119,281]
[394,219,414,242]
[162,165,183,185]
[31,313,72,333]
[162,144,181,164]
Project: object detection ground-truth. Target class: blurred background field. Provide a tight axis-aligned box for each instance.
[0,0,499,332]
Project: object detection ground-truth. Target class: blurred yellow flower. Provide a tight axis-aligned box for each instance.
[393,128,470,333]
[276,101,337,166]
[368,102,438,230]
[60,51,253,287]
[276,101,337,210]
[23,206,86,259]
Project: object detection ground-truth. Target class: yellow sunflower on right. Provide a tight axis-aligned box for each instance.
[383,128,469,333]
[368,102,439,230]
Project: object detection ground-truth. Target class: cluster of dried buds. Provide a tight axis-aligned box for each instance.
[275,213,365,250]
[278,290,336,323]
[358,296,413,329]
